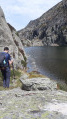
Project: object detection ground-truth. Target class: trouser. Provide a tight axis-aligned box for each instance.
[1,67,10,88]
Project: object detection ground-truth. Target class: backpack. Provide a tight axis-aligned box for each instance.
[0,52,7,69]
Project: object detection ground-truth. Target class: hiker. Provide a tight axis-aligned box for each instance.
[0,47,13,88]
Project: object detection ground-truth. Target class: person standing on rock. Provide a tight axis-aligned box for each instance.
[0,47,13,88]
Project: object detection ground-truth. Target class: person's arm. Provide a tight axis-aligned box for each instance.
[8,54,13,65]
[9,60,13,65]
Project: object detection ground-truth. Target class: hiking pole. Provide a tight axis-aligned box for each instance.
[12,62,15,79]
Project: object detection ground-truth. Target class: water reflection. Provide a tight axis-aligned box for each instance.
[25,46,67,82]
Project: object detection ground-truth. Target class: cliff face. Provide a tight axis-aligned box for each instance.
[18,0,67,46]
[0,7,26,68]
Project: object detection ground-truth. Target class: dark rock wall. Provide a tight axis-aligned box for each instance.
[18,0,67,46]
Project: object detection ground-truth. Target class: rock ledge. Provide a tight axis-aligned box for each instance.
[20,77,57,91]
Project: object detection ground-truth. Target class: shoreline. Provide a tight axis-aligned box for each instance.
[0,70,67,118]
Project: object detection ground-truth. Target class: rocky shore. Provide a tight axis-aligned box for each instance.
[0,2,67,118]
[0,71,67,119]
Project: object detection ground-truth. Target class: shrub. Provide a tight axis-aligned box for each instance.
[21,60,27,68]
[57,83,67,91]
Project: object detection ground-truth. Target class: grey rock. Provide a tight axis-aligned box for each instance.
[0,88,67,119]
[20,77,57,91]
[0,6,5,18]
[0,7,26,69]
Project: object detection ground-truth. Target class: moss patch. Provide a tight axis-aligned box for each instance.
[29,71,46,79]
[41,112,49,119]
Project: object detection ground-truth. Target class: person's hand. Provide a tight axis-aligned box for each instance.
[11,59,13,63]
[9,59,13,65]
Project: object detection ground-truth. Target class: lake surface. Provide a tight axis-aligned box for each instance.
[25,46,67,82]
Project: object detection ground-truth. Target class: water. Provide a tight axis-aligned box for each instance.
[25,46,67,82]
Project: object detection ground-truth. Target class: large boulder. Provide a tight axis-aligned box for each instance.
[0,7,26,68]
[20,77,57,91]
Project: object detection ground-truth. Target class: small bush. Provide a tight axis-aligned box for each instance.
[24,55,27,62]
[57,83,67,91]
[21,60,27,67]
